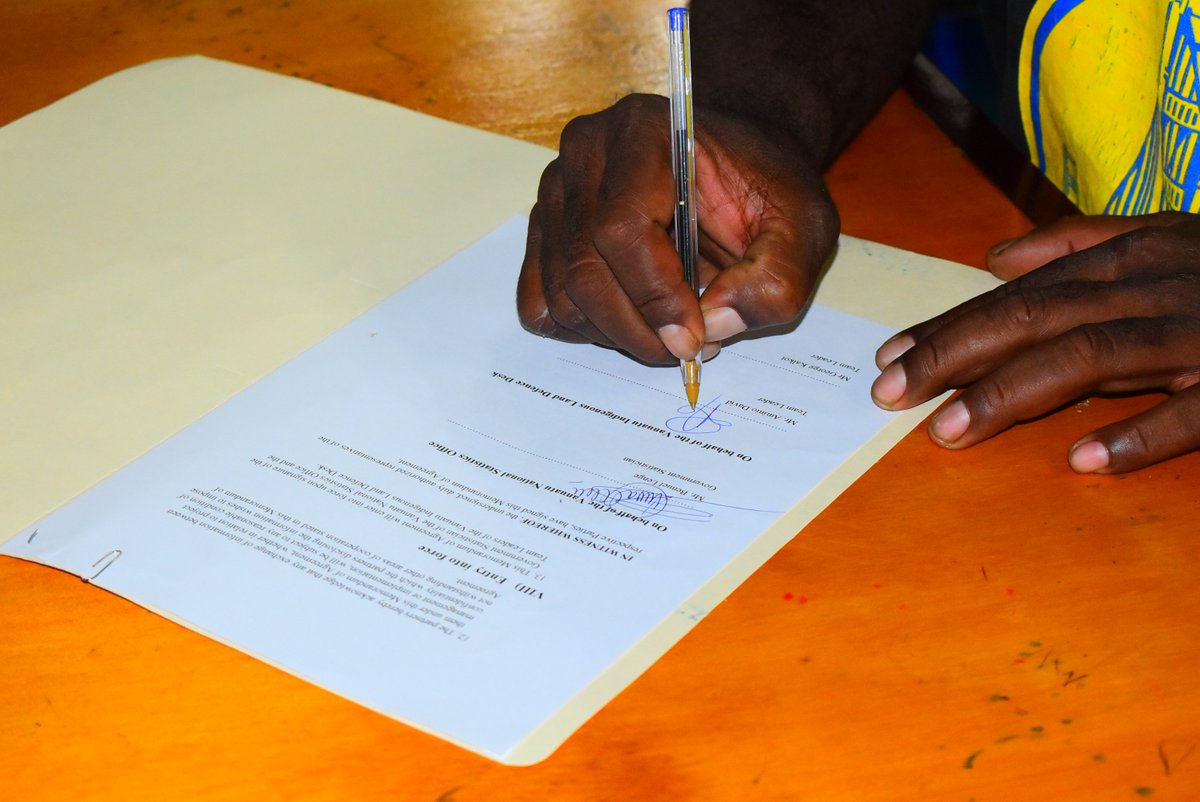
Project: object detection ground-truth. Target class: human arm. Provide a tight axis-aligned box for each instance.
[517,0,937,364]
[871,213,1200,473]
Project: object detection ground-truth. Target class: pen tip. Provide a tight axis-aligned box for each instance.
[682,358,700,409]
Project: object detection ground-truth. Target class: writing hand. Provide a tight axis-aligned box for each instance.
[871,212,1200,473]
[517,94,838,365]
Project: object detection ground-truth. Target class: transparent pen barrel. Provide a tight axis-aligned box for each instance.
[667,9,699,294]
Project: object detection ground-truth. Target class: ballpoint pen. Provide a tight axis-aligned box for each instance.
[667,7,701,410]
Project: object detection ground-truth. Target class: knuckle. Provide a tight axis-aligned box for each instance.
[628,283,679,321]
[909,335,957,383]
[1112,422,1154,464]
[995,283,1050,330]
[1148,210,1192,228]
[558,114,599,155]
[535,161,563,205]
[1127,423,1154,455]
[807,200,840,251]
[747,252,815,323]
[545,291,587,333]
[1118,225,1195,267]
[593,201,649,257]
[559,96,665,155]
[1124,226,1172,253]
[1103,390,1200,470]
[1065,324,1122,367]
[605,96,670,153]
[517,302,553,336]
[562,257,617,304]
[541,261,601,335]
[752,271,806,323]
[967,374,1021,421]
[516,283,550,337]
[613,93,665,119]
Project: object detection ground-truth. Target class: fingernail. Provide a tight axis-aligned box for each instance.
[875,333,914,369]
[929,400,970,445]
[871,362,907,407]
[989,237,1018,256]
[1069,439,1110,473]
[701,341,721,361]
[702,307,747,341]
[658,324,700,360]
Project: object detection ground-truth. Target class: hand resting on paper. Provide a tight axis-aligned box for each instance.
[870,213,1200,474]
[516,94,838,366]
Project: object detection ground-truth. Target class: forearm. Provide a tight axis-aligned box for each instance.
[690,0,936,167]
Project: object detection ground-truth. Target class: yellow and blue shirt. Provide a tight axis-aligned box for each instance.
[1019,0,1200,213]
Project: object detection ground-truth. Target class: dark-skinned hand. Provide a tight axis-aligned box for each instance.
[517,94,838,365]
[871,212,1200,473]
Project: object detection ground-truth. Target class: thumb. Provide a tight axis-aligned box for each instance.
[986,212,1187,280]
[699,215,829,339]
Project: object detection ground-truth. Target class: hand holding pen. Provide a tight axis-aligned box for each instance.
[516,9,838,379]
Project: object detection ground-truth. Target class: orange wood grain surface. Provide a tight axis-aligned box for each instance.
[3,2,1198,800]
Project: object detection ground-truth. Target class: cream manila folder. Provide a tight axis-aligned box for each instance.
[0,57,1001,764]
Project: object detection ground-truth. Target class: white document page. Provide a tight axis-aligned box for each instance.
[5,217,900,762]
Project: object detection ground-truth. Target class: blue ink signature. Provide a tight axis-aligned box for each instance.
[665,397,731,435]
[571,480,777,522]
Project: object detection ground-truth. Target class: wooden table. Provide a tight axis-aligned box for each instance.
[3,2,1197,799]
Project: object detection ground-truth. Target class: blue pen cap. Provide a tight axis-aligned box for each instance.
[668,7,686,30]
